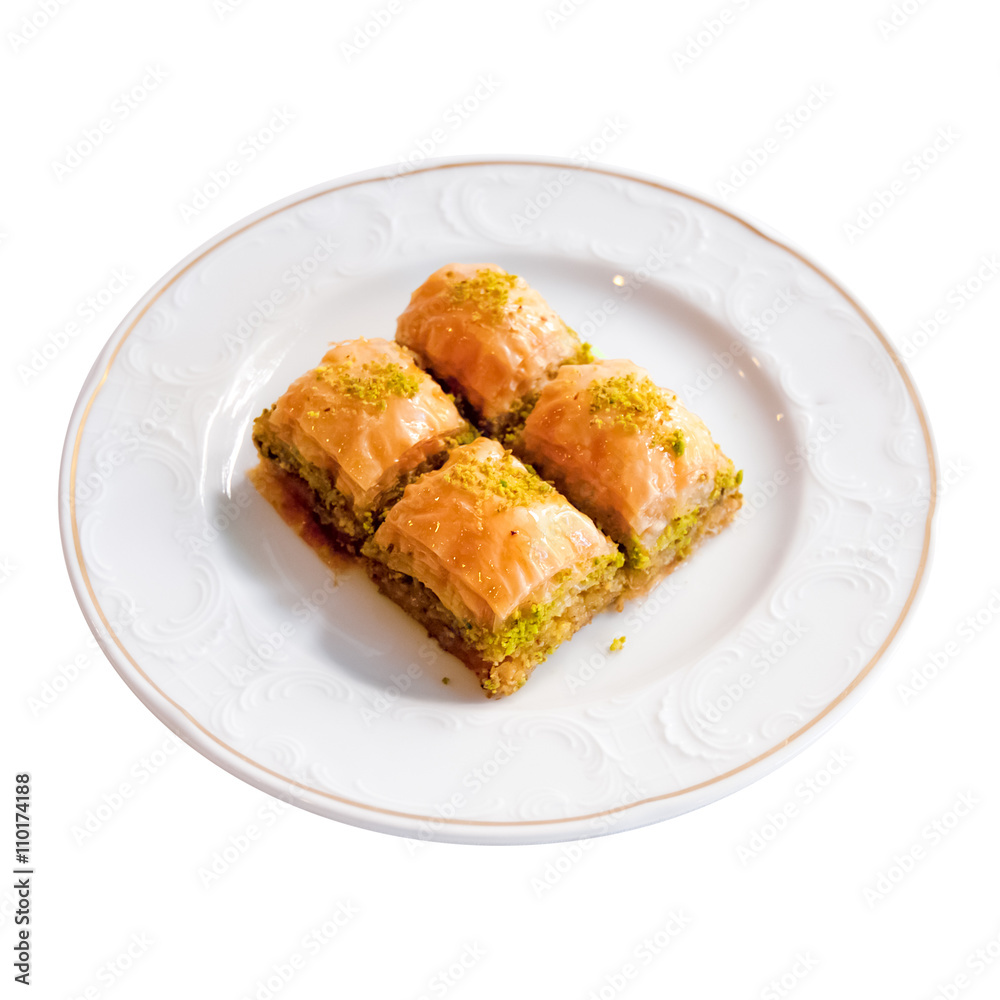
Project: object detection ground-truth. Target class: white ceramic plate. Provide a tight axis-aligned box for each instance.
[60,158,935,845]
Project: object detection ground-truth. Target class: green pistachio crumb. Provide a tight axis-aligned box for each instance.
[588,373,682,452]
[359,509,375,536]
[626,506,703,567]
[460,551,622,663]
[656,507,701,561]
[444,448,554,511]
[315,360,420,412]
[709,465,743,502]
[452,424,479,447]
[442,677,450,685]
[451,268,519,319]
[628,546,651,570]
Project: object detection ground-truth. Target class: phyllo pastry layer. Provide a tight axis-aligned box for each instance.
[518,359,742,586]
[364,438,623,696]
[252,338,471,547]
[395,263,592,436]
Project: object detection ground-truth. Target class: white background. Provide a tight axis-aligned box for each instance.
[4,0,1000,997]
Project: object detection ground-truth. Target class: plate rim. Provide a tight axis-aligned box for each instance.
[58,155,938,843]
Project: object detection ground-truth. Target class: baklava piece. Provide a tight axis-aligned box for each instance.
[252,338,473,551]
[395,263,592,439]
[518,359,742,594]
[363,438,623,697]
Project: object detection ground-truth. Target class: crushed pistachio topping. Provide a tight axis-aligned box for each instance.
[441,677,450,685]
[452,424,479,447]
[490,603,550,659]
[460,551,623,663]
[657,507,701,561]
[709,466,743,502]
[589,373,666,424]
[610,635,626,652]
[443,448,554,511]
[629,546,651,571]
[314,360,421,412]
[568,335,595,365]
[587,373,682,453]
[450,268,519,319]
[626,507,703,569]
